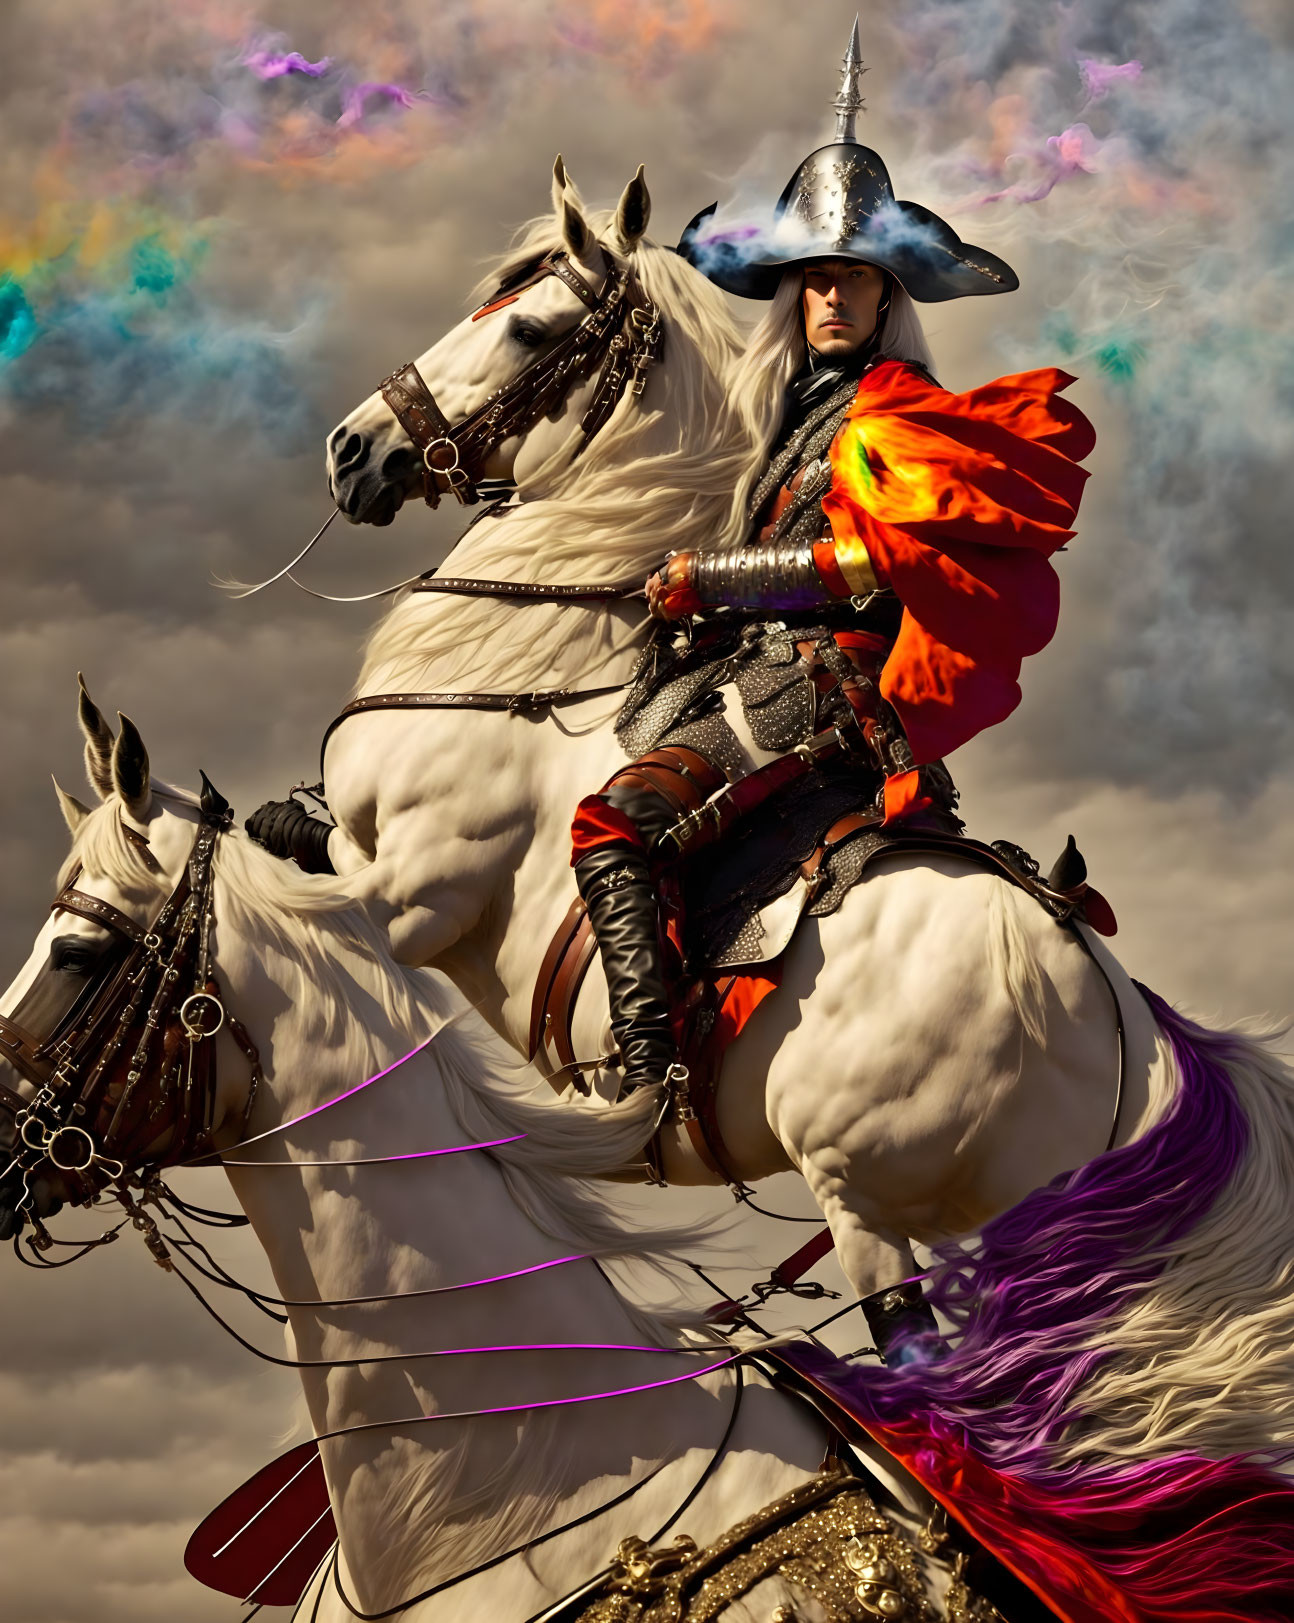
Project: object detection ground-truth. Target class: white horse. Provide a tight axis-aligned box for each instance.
[317,168,1165,1302]
[0,709,1008,1623]
[10,706,1294,1620]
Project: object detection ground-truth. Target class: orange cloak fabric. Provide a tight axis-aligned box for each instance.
[821,360,1096,820]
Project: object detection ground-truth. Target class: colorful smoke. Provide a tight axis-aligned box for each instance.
[0,0,732,441]
[868,0,1294,786]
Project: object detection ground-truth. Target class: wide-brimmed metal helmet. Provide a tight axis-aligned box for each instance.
[679,21,1017,303]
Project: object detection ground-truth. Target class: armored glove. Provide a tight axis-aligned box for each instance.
[245,799,336,875]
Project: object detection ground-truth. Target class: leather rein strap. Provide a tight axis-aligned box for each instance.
[379,246,662,511]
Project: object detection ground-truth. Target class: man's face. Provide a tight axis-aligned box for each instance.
[801,258,886,358]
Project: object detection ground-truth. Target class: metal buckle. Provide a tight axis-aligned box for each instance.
[423,440,475,506]
[45,1124,96,1172]
[180,992,226,1041]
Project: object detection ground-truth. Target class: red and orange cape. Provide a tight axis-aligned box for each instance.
[821,359,1097,820]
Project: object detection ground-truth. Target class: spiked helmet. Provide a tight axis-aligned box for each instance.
[679,20,1018,302]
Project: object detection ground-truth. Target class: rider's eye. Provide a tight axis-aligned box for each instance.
[509,318,547,349]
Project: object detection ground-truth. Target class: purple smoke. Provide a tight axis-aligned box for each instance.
[337,82,425,130]
[980,122,1104,205]
[241,48,332,82]
[1079,57,1144,102]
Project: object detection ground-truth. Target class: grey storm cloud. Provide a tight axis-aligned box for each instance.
[0,1,1291,1619]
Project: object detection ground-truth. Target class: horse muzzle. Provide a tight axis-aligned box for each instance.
[326,422,421,526]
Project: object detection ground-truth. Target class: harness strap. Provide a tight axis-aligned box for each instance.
[546,912,599,1076]
[52,887,151,946]
[319,682,629,773]
[529,896,587,1061]
[412,575,641,603]
[378,247,661,511]
[379,362,455,458]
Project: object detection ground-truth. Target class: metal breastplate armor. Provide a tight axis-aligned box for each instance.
[618,370,949,814]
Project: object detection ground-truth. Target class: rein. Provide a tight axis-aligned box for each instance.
[380,246,662,511]
[320,1364,747,1623]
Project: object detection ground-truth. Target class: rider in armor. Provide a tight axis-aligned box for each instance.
[570,29,1096,1100]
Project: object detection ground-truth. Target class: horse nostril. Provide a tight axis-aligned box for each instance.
[382,446,418,482]
[333,433,370,476]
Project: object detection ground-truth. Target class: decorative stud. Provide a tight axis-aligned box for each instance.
[845,1536,908,1618]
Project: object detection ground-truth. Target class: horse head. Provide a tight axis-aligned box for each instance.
[0,684,257,1240]
[327,159,663,527]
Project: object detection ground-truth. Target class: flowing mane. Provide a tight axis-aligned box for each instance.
[356,204,754,698]
[61,791,716,1310]
[52,789,748,1591]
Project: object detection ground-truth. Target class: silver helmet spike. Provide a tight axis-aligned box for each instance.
[832,17,866,144]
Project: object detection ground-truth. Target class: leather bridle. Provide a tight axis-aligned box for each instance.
[379,246,663,509]
[0,792,262,1218]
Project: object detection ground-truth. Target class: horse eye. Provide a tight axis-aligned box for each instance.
[509,319,546,349]
[53,943,95,975]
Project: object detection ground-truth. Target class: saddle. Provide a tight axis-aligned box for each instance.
[530,754,1117,1187]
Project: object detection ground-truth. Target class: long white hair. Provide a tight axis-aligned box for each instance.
[728,268,936,512]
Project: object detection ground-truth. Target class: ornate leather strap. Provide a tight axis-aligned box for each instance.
[380,362,455,455]
[412,576,640,603]
[320,681,629,772]
[547,254,603,309]
[52,887,151,946]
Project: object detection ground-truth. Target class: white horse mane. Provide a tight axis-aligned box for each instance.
[62,787,739,1582]
[357,202,754,698]
[63,789,719,1309]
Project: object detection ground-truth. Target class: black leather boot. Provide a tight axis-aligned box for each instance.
[573,844,684,1096]
[246,799,336,875]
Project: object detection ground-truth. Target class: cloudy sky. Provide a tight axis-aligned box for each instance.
[0,1,1291,1618]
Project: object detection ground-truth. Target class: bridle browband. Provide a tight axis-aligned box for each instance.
[379,245,663,509]
[0,793,263,1220]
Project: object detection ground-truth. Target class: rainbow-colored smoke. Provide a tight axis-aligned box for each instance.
[0,0,729,439]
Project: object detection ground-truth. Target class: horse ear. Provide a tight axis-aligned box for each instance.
[77,673,115,801]
[52,777,90,834]
[552,153,567,213]
[560,198,595,265]
[111,713,152,820]
[199,770,233,826]
[615,165,651,251]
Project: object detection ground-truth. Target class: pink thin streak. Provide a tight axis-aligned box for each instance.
[229,1028,444,1152]
[241,49,332,81]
